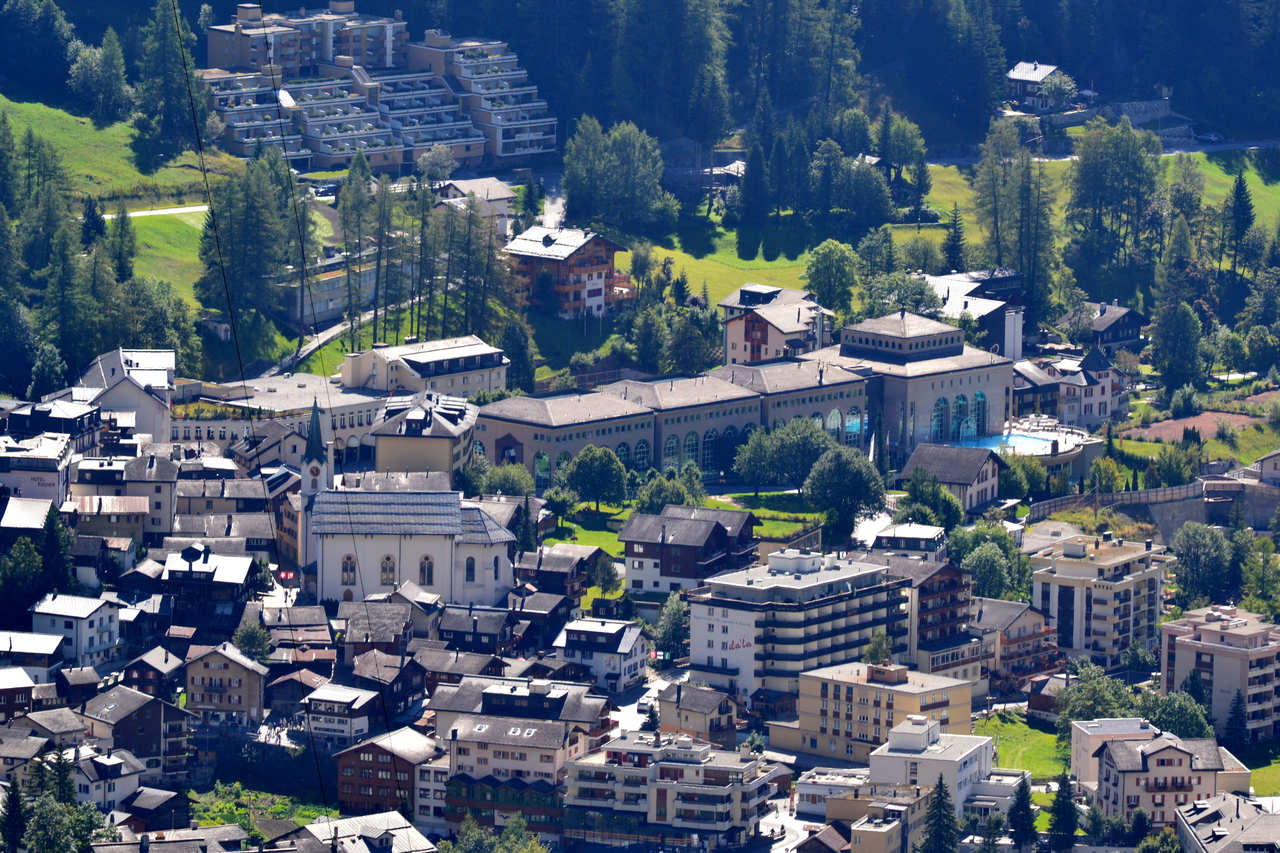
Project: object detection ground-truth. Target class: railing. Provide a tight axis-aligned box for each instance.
[1026,481,1204,521]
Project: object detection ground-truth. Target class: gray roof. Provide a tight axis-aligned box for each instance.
[186,641,269,676]
[449,714,568,749]
[659,504,757,539]
[1007,61,1058,83]
[597,376,759,411]
[81,685,155,725]
[313,490,461,536]
[459,505,516,546]
[657,683,731,715]
[339,602,412,644]
[1012,360,1059,388]
[1101,734,1225,772]
[507,590,569,616]
[173,512,274,540]
[440,606,511,635]
[709,360,866,395]
[1,497,53,530]
[479,392,651,428]
[847,311,956,338]
[901,444,1002,486]
[504,226,614,261]
[123,786,182,812]
[619,513,723,547]
[515,543,604,573]
[969,597,1031,632]
[427,675,607,725]
[412,647,502,676]
[717,284,811,311]
[261,606,329,628]
[335,726,439,765]
[0,734,48,760]
[352,649,417,684]
[21,707,85,735]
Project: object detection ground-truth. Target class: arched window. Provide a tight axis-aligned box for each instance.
[634,440,651,469]
[534,452,551,490]
[615,442,631,467]
[419,557,433,586]
[684,432,699,465]
[465,556,476,583]
[341,554,356,586]
[953,395,969,442]
[825,409,842,441]
[379,555,396,586]
[493,555,500,580]
[663,436,680,467]
[974,391,988,436]
[723,426,738,446]
[702,429,718,470]
[845,406,862,446]
[931,398,949,443]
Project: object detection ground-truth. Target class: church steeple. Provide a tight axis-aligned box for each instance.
[304,399,326,465]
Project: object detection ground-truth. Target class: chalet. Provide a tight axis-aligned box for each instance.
[656,683,737,748]
[619,511,736,593]
[552,618,648,692]
[514,543,606,599]
[506,589,573,651]
[411,646,506,696]
[78,684,193,784]
[350,649,426,718]
[1062,300,1147,355]
[1006,61,1060,110]
[504,227,633,318]
[437,605,518,655]
[337,602,413,664]
[0,668,33,724]
[122,647,184,698]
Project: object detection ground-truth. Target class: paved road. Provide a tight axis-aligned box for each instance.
[103,204,210,220]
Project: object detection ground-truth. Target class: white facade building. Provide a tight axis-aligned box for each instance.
[29,594,122,668]
[869,716,1008,818]
[552,618,649,692]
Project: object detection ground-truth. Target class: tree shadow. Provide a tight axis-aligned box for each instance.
[1206,149,1248,177]
[759,219,810,261]
[676,213,717,258]
[736,225,762,260]
[1250,147,1280,185]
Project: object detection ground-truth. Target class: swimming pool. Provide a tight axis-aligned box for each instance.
[953,432,1069,455]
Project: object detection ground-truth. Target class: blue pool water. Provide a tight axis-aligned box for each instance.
[953,432,1059,454]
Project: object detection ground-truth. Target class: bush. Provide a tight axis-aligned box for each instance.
[1170,384,1200,418]
[1268,400,1280,429]
[1215,418,1237,446]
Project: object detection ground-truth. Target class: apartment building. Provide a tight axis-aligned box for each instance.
[1031,533,1170,672]
[1162,605,1280,742]
[969,598,1059,688]
[78,685,192,784]
[1095,733,1250,825]
[0,433,73,502]
[823,780,932,853]
[1177,793,1280,853]
[301,683,378,749]
[408,31,558,161]
[552,619,649,692]
[70,454,180,542]
[768,663,972,763]
[896,561,990,697]
[801,311,1012,466]
[207,2,409,77]
[335,728,448,834]
[340,336,508,398]
[30,594,122,669]
[504,227,631,317]
[184,642,268,725]
[1069,717,1158,787]
[688,549,910,709]
[372,395,478,475]
[869,715,1026,819]
[563,731,783,848]
[0,669,33,724]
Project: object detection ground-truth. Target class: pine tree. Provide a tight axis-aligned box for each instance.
[136,0,208,155]
[943,203,967,272]
[0,114,16,212]
[39,508,72,595]
[1008,777,1036,852]
[80,197,105,247]
[739,144,770,226]
[919,775,960,853]
[50,750,73,805]
[95,28,131,124]
[340,153,373,350]
[517,495,537,552]
[1231,172,1256,277]
[1225,689,1248,750]
[106,201,135,282]
[910,155,932,220]
[40,226,88,372]
[1048,772,1077,850]
[1,775,25,853]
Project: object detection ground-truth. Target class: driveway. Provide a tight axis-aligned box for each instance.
[103,204,209,219]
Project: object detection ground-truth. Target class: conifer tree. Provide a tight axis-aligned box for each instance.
[1,774,25,853]
[1048,772,1077,850]
[943,203,967,272]
[1008,777,1036,852]
[106,201,135,282]
[919,775,960,853]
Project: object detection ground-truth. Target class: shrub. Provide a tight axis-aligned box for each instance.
[1170,384,1200,418]
[1215,418,1238,446]
[1268,400,1280,430]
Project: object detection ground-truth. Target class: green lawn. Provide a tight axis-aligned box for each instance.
[704,491,822,541]
[543,517,625,556]
[1204,421,1280,465]
[974,710,1065,781]
[133,212,206,306]
[1114,437,1165,459]
[616,218,810,306]
[580,583,625,613]
[0,92,241,203]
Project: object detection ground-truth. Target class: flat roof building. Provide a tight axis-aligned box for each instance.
[688,549,910,708]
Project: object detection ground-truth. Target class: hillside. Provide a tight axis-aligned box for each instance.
[0,92,240,205]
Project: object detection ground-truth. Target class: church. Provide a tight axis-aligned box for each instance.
[296,403,516,607]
